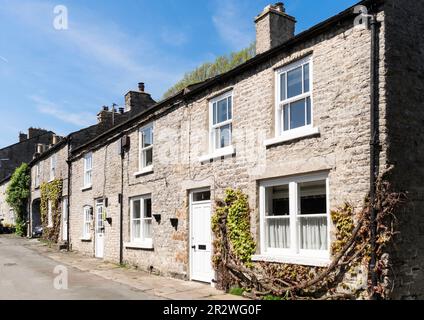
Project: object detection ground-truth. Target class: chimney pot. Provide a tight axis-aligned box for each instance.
[103,106,109,112]
[52,135,60,145]
[138,82,145,92]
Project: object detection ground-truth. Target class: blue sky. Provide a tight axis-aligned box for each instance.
[0,0,358,148]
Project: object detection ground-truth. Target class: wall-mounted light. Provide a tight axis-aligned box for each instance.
[170,218,178,230]
[153,214,161,224]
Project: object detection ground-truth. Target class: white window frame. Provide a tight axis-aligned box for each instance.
[82,206,92,240]
[49,154,57,181]
[209,91,233,153]
[47,200,53,228]
[137,124,154,174]
[266,56,319,146]
[34,163,40,188]
[83,152,93,189]
[254,172,331,267]
[128,195,153,248]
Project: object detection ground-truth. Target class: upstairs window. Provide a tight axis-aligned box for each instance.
[34,164,40,188]
[276,56,313,135]
[83,153,93,188]
[139,125,153,171]
[210,92,233,152]
[50,155,57,181]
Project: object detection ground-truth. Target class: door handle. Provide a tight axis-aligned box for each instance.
[191,245,196,249]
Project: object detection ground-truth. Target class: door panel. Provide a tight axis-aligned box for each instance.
[190,199,213,283]
[95,203,105,258]
[62,198,68,241]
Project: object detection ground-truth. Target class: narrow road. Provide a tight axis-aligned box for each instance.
[0,235,159,300]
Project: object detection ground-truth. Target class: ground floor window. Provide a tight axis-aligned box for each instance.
[130,195,152,245]
[82,206,92,239]
[259,173,330,262]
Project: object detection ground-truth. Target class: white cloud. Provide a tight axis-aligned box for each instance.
[30,95,95,127]
[212,0,254,51]
[0,0,186,98]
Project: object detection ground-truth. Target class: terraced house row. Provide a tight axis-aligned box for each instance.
[1,0,421,299]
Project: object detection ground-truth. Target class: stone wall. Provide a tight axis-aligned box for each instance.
[0,179,14,226]
[30,144,69,239]
[384,0,424,300]
[0,129,55,181]
[69,5,388,291]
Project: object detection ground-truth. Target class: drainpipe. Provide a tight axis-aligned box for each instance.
[369,13,380,300]
[119,146,124,265]
[66,139,72,252]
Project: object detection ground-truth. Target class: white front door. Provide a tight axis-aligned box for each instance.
[62,198,68,241]
[95,201,105,259]
[190,190,213,283]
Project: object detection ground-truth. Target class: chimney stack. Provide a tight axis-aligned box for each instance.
[19,132,28,142]
[255,2,296,55]
[125,82,156,117]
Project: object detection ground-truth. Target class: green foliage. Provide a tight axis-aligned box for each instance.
[263,295,283,301]
[331,203,355,255]
[163,43,256,99]
[6,163,30,237]
[40,179,63,243]
[229,286,245,297]
[225,189,256,266]
[212,189,256,270]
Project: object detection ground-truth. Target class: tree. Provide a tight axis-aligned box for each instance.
[6,163,30,236]
[163,43,256,99]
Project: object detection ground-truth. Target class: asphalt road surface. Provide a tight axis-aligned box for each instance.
[0,236,159,300]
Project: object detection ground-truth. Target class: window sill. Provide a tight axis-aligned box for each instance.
[81,185,92,192]
[199,146,236,163]
[264,127,320,147]
[134,166,154,177]
[252,253,330,267]
[80,237,92,242]
[124,242,154,250]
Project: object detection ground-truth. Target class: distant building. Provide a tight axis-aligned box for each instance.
[0,128,57,181]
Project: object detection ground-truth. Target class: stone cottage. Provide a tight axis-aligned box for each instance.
[28,84,156,243]
[0,128,58,229]
[0,176,15,227]
[0,128,57,181]
[65,0,422,299]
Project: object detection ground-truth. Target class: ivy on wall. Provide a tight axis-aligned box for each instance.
[212,171,406,300]
[6,163,30,237]
[212,189,256,269]
[40,179,63,243]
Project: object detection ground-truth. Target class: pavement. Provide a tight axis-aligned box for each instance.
[0,235,245,300]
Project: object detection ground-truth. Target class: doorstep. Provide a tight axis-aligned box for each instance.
[26,238,248,301]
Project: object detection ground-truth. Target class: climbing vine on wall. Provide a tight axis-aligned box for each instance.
[212,189,256,270]
[40,179,63,243]
[6,163,30,237]
[212,171,405,300]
